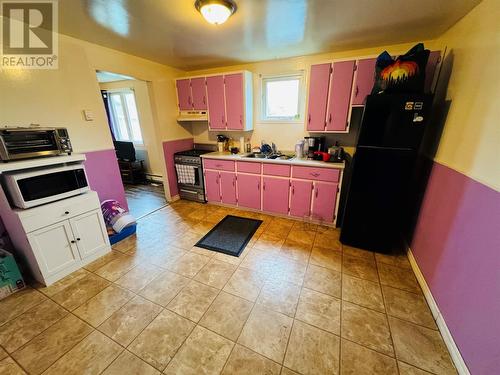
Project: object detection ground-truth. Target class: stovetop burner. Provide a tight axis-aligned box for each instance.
[174,149,212,157]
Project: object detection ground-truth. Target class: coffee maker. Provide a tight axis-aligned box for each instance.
[304,137,325,158]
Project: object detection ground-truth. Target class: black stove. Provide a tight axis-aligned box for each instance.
[174,149,212,157]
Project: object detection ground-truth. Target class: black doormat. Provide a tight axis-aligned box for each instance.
[195,215,262,257]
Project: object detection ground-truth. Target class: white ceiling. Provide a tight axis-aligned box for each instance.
[59,0,481,70]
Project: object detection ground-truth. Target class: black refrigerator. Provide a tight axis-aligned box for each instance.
[340,94,433,253]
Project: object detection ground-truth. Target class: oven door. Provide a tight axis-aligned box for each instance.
[3,164,89,209]
[175,162,205,202]
[0,129,62,160]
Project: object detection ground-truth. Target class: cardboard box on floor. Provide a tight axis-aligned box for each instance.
[0,249,25,300]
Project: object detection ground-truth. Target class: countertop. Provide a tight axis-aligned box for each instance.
[201,152,345,169]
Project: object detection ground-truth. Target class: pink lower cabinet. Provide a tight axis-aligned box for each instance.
[289,180,313,218]
[311,182,339,222]
[220,172,237,205]
[236,174,261,210]
[204,170,220,202]
[262,177,290,215]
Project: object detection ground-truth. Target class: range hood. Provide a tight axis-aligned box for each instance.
[177,110,208,122]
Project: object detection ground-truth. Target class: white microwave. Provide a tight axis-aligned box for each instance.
[2,164,90,209]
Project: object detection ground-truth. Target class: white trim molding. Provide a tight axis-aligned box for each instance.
[406,247,471,375]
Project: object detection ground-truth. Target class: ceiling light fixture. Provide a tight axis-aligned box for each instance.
[195,0,237,25]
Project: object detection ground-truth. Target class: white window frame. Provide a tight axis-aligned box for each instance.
[107,88,144,146]
[260,72,304,123]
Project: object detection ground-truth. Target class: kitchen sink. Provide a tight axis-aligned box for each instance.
[243,153,292,160]
[243,153,267,158]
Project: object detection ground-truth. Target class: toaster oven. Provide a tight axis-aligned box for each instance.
[0,127,72,161]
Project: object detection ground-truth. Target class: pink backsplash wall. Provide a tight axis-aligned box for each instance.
[84,149,128,210]
[411,162,500,375]
[162,138,194,198]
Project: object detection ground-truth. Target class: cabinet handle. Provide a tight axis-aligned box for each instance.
[70,240,76,244]
[203,96,206,104]
[308,114,311,123]
[292,186,295,195]
[310,172,320,177]
[328,113,332,123]
[64,211,69,215]
[257,182,260,190]
[222,114,225,124]
[240,115,242,124]
[263,182,266,191]
[77,238,81,241]
[315,187,319,198]
[232,178,235,187]
[355,85,359,97]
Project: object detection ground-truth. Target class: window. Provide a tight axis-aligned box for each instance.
[108,90,143,144]
[261,73,303,121]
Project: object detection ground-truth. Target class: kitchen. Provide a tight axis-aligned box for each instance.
[0,1,498,375]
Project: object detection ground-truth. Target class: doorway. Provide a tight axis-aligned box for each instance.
[96,70,167,219]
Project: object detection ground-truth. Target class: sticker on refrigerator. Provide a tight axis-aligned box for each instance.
[413,113,424,123]
[414,102,424,110]
[404,102,414,110]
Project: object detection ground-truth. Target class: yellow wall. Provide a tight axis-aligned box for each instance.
[185,40,441,151]
[432,0,500,190]
[99,80,164,178]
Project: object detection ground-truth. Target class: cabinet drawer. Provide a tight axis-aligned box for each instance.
[262,164,290,177]
[237,161,261,174]
[292,166,340,182]
[203,159,235,171]
[18,191,101,233]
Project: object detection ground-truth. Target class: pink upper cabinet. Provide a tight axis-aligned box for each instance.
[176,79,192,110]
[352,58,377,106]
[237,173,261,210]
[311,182,338,222]
[191,77,207,110]
[307,63,331,131]
[220,172,237,205]
[326,60,356,131]
[224,73,244,130]
[289,179,313,218]
[204,170,220,202]
[262,177,289,215]
[206,75,226,129]
[424,51,441,94]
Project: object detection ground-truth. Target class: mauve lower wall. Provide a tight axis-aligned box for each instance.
[84,149,128,210]
[162,138,194,198]
[411,162,500,375]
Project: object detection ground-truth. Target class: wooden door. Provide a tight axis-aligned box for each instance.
[289,180,313,218]
[206,75,226,129]
[224,73,244,130]
[204,170,220,202]
[307,63,331,131]
[70,210,109,260]
[27,220,79,277]
[220,172,237,205]
[262,177,290,215]
[311,182,338,222]
[326,60,355,131]
[352,58,377,105]
[237,173,261,210]
[176,79,192,110]
[191,77,207,110]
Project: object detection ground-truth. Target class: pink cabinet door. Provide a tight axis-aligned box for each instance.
[289,180,313,218]
[204,170,220,202]
[311,182,338,222]
[352,58,376,105]
[206,75,226,129]
[262,177,289,215]
[307,63,331,131]
[176,79,192,110]
[224,73,244,130]
[191,77,207,110]
[424,51,441,93]
[326,60,355,131]
[220,172,237,205]
[237,174,261,210]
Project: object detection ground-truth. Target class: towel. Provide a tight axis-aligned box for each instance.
[175,164,196,185]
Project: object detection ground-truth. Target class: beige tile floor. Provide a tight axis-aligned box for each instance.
[0,200,457,375]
